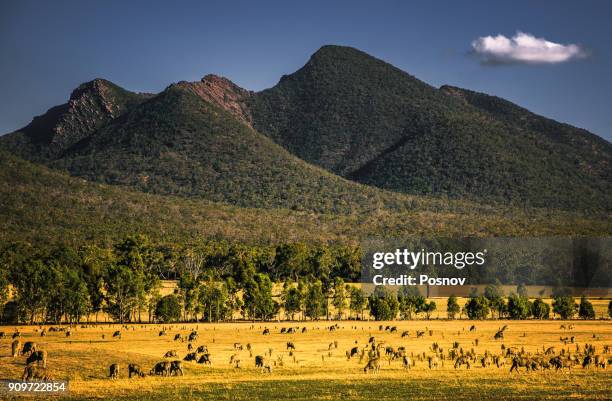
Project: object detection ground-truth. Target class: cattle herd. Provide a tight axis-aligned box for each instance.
[0,322,610,383]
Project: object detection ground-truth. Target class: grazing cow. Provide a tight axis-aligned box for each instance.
[481,355,492,368]
[0,331,5,339]
[26,350,47,368]
[12,340,21,357]
[347,347,359,359]
[234,343,243,350]
[159,330,167,336]
[183,352,198,361]
[22,366,50,381]
[40,329,47,337]
[109,363,120,379]
[230,354,241,368]
[389,326,397,333]
[197,354,211,365]
[280,328,287,334]
[286,342,296,351]
[196,345,208,354]
[287,327,296,334]
[174,334,183,342]
[164,350,178,358]
[493,355,506,368]
[302,327,307,333]
[469,325,476,332]
[402,356,412,369]
[401,331,409,338]
[188,331,198,342]
[549,356,572,371]
[416,331,425,338]
[510,356,532,373]
[594,355,607,369]
[112,331,121,339]
[255,355,265,368]
[428,355,440,369]
[22,341,37,355]
[13,331,21,339]
[255,355,272,372]
[582,355,597,369]
[151,361,170,376]
[128,364,145,378]
[262,328,270,335]
[454,356,471,369]
[170,360,184,376]
[187,343,193,352]
[364,357,381,373]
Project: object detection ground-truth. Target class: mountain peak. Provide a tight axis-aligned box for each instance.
[310,44,364,58]
[174,74,252,125]
[0,78,149,158]
[69,78,114,101]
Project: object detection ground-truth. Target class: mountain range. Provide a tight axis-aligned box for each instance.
[1,45,610,244]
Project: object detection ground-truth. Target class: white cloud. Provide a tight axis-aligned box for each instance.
[471,32,586,65]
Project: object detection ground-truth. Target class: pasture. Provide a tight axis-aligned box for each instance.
[1,319,611,400]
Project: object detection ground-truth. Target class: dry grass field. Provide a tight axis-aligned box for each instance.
[1,315,611,401]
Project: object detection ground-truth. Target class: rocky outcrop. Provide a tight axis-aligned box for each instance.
[49,79,125,152]
[176,75,253,126]
[2,79,149,159]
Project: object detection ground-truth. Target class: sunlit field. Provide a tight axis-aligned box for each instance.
[1,316,611,400]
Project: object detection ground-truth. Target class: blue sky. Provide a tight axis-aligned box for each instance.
[1,0,611,141]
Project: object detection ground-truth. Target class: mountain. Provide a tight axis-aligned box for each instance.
[2,76,436,214]
[1,45,610,215]
[1,150,610,248]
[1,79,152,160]
[248,45,612,211]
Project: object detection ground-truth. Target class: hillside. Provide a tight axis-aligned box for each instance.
[439,85,611,181]
[2,150,610,248]
[1,79,152,160]
[1,45,610,215]
[248,45,612,211]
[37,80,450,214]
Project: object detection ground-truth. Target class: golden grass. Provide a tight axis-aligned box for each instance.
[1,318,611,400]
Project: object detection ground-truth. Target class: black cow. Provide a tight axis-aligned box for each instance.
[128,364,145,378]
[170,360,184,376]
[109,363,120,379]
[26,350,47,368]
[197,354,211,365]
[22,341,37,355]
[151,361,171,376]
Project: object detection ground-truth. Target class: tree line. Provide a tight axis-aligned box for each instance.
[0,235,361,324]
[1,236,610,324]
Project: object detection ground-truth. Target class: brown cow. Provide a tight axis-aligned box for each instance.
[26,350,47,368]
[12,340,21,357]
[364,357,381,373]
[22,366,51,381]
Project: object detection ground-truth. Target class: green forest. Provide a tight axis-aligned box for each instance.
[1,235,610,325]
